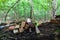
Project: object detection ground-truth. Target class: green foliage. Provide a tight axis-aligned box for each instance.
[0,0,60,21]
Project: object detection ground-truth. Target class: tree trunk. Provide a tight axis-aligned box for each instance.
[30,6,33,19]
[52,0,57,19]
[29,0,34,19]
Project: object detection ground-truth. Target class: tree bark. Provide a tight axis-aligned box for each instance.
[52,0,57,19]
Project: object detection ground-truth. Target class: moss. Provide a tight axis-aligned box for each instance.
[56,29,60,32]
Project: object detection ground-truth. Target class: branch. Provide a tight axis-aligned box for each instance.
[5,0,20,21]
